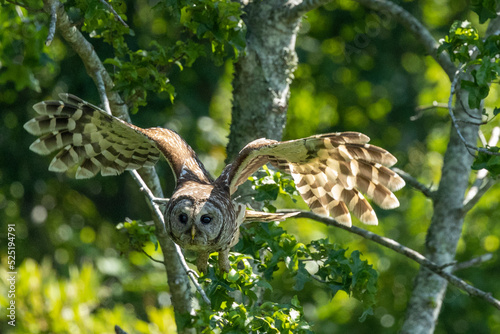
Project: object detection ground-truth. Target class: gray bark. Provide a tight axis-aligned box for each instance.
[226,0,301,160]
[400,93,479,333]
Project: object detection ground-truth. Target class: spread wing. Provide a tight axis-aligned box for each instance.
[217,132,405,226]
[24,94,212,184]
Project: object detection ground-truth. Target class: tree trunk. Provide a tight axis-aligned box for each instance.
[401,15,500,333]
[400,96,479,333]
[226,0,301,160]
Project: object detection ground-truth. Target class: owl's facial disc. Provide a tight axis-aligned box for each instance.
[193,201,223,242]
[168,197,223,249]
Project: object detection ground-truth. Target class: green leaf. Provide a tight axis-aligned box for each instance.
[472,148,500,176]
[254,183,280,201]
[461,80,489,109]
[293,262,311,291]
[471,0,498,23]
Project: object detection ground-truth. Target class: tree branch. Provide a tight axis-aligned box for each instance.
[279,209,500,310]
[353,0,456,80]
[130,170,211,306]
[47,0,128,120]
[45,0,57,46]
[42,1,198,330]
[462,178,495,213]
[411,102,448,121]
[392,167,435,199]
[141,249,165,265]
[98,0,128,27]
[453,253,493,272]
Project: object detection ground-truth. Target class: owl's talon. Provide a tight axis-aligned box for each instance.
[196,252,210,274]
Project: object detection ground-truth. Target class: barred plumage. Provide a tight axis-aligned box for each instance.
[223,132,404,226]
[25,94,404,272]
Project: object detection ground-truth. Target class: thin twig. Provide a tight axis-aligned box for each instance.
[448,67,477,157]
[462,178,495,213]
[278,209,500,310]
[449,69,500,157]
[99,0,129,27]
[414,102,448,112]
[309,274,328,284]
[457,92,483,120]
[411,102,448,121]
[453,253,494,272]
[153,197,170,205]
[463,127,500,212]
[392,167,435,199]
[129,170,211,305]
[142,249,165,264]
[455,119,488,126]
[129,170,167,232]
[45,0,58,46]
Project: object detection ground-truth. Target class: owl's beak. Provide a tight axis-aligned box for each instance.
[191,225,196,240]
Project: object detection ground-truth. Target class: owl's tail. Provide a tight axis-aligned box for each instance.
[243,210,300,223]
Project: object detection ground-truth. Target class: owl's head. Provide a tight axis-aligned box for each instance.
[165,182,237,252]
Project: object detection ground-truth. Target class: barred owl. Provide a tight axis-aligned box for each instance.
[24,94,405,272]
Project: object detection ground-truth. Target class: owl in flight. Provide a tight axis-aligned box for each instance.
[24,94,405,272]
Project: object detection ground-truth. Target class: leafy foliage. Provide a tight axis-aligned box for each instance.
[471,147,500,176]
[470,0,499,23]
[439,20,500,175]
[116,219,158,254]
[0,2,49,92]
[69,0,245,111]
[170,0,246,65]
[0,257,177,333]
[249,165,298,211]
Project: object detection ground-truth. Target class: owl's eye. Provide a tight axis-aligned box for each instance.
[200,215,212,224]
[178,213,188,224]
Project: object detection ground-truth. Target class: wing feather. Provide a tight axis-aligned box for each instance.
[25,94,211,184]
[218,132,404,226]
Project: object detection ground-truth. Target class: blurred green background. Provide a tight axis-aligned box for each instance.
[1,0,500,333]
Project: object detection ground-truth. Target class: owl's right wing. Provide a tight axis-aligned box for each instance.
[218,132,405,227]
[24,94,212,184]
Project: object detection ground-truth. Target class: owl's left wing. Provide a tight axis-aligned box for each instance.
[218,132,405,227]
